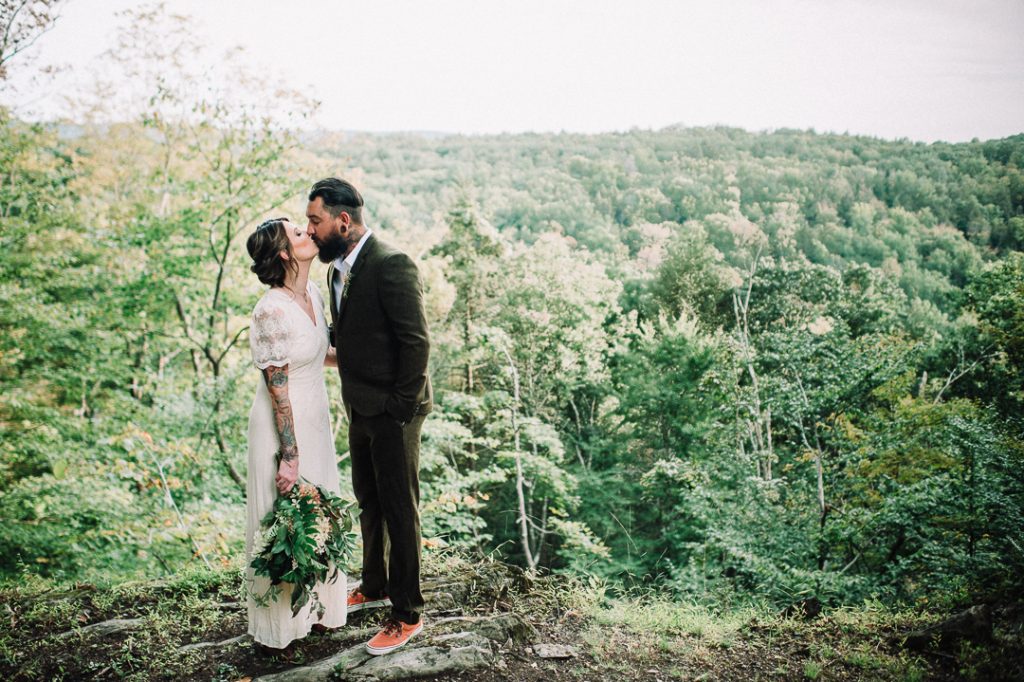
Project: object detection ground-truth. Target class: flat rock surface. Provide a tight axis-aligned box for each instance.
[256,613,528,681]
[532,643,579,659]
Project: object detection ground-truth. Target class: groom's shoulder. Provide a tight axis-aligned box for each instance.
[370,236,403,258]
[368,237,414,265]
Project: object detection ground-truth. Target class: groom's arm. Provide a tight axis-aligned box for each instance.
[380,252,430,423]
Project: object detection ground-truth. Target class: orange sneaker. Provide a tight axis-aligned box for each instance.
[346,587,391,614]
[365,617,423,656]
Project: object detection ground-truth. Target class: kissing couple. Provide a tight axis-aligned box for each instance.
[242,177,432,656]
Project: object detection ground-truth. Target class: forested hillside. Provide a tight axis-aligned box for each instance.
[3,103,1022,614]
[318,126,1024,606]
[1,4,1022,627]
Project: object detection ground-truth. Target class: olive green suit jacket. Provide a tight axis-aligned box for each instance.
[327,235,432,423]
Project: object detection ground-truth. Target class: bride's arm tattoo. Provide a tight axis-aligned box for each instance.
[263,365,297,462]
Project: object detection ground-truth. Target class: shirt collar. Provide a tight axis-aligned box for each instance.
[333,227,373,271]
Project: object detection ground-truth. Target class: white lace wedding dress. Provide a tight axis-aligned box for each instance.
[244,281,347,649]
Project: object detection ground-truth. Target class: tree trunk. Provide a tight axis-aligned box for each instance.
[501,344,536,571]
[732,257,773,482]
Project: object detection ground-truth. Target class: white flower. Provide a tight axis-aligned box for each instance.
[313,516,332,552]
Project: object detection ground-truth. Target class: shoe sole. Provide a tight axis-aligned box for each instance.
[347,597,391,614]
[365,621,423,656]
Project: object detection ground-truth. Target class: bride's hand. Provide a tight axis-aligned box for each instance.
[275,457,299,494]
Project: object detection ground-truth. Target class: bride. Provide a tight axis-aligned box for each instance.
[243,216,347,650]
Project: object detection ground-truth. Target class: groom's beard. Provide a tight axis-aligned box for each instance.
[316,232,347,263]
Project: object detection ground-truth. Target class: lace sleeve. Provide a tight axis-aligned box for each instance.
[250,300,291,369]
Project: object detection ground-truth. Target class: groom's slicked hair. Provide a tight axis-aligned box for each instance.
[309,177,363,224]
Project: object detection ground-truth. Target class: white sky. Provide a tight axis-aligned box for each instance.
[8,0,1024,141]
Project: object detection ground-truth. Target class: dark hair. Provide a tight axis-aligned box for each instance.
[309,177,364,224]
[246,217,296,287]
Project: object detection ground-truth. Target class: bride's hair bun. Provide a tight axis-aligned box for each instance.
[246,217,295,287]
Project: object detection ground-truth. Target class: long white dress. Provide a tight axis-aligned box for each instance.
[244,281,347,649]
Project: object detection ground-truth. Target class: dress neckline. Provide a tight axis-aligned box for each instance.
[272,282,319,329]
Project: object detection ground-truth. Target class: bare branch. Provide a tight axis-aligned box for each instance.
[933,344,996,404]
[215,325,250,366]
[0,0,64,80]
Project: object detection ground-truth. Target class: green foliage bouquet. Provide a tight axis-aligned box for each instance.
[248,480,358,617]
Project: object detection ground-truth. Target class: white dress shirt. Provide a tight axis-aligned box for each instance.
[332,228,373,307]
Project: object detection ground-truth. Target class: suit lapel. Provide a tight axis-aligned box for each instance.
[327,261,338,329]
[337,234,376,322]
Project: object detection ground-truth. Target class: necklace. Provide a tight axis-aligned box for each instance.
[282,283,309,302]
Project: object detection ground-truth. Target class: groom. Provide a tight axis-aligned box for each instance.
[306,177,432,655]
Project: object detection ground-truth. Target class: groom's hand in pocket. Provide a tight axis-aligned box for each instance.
[384,395,413,428]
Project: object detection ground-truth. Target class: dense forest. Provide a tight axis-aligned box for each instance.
[2,7,1022,621]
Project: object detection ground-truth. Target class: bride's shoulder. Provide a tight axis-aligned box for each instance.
[252,289,289,320]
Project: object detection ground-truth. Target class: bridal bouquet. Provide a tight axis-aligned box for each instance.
[248,480,358,617]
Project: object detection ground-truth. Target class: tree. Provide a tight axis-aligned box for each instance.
[430,225,618,571]
[957,252,1024,422]
[0,0,63,81]
[431,194,504,395]
[649,221,732,326]
[77,5,316,489]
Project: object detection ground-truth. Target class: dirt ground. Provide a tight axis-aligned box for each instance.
[2,565,1021,681]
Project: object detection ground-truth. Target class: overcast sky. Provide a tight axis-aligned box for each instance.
[9,0,1024,141]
